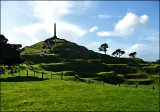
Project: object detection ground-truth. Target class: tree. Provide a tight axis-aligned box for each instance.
[119,51,125,57]
[0,34,23,65]
[129,53,133,58]
[112,49,125,57]
[99,43,108,54]
[47,40,56,51]
[129,52,137,58]
[0,35,8,43]
[112,51,117,57]
[116,49,121,57]
[11,44,22,50]
[156,59,160,64]
[42,45,45,49]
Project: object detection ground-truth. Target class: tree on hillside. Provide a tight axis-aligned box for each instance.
[0,34,23,65]
[99,43,108,54]
[156,59,160,64]
[112,49,125,57]
[129,52,137,58]
[116,49,121,57]
[119,51,125,57]
[46,40,56,51]
[42,45,45,49]
[0,35,8,43]
[47,41,52,50]
[112,51,117,57]
[11,44,22,50]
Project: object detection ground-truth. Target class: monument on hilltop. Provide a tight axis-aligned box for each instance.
[52,23,57,39]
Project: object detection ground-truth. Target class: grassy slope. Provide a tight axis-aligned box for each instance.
[1,73,159,111]
[20,37,159,86]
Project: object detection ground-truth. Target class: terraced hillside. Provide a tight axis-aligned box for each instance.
[20,37,159,85]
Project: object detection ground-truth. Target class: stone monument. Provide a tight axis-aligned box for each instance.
[53,23,57,39]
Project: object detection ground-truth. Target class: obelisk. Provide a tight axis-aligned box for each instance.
[53,23,57,39]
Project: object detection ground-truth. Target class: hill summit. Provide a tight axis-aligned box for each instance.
[21,37,143,64]
[20,37,159,85]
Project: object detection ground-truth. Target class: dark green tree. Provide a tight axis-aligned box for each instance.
[112,49,125,57]
[116,49,121,57]
[0,35,8,43]
[112,51,117,57]
[0,35,23,65]
[99,43,108,54]
[156,59,160,64]
[42,45,45,49]
[129,52,137,58]
[11,44,22,50]
[119,51,125,57]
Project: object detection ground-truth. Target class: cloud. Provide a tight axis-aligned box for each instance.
[98,14,112,19]
[14,1,88,43]
[88,42,100,46]
[125,44,144,54]
[105,39,112,43]
[106,49,114,55]
[99,49,114,55]
[97,13,149,37]
[13,23,47,43]
[84,41,100,48]
[89,26,98,32]
[97,32,113,36]
[31,1,72,22]
[71,1,92,14]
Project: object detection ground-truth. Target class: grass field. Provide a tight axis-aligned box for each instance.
[1,71,159,111]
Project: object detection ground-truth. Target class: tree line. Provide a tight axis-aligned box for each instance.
[99,43,137,58]
[0,35,23,65]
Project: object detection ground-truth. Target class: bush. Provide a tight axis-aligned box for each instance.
[96,71,124,84]
[24,61,34,65]
[63,71,75,76]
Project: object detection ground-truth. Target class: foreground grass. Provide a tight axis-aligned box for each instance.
[1,75,159,111]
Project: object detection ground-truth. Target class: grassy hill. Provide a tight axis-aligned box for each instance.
[20,37,159,86]
[1,36,159,111]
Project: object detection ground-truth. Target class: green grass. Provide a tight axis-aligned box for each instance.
[128,78,152,81]
[1,74,159,111]
[21,47,42,55]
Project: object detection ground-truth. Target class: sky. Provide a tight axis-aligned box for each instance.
[1,1,159,61]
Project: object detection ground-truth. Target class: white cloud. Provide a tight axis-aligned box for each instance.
[106,49,114,55]
[98,14,112,19]
[71,1,92,14]
[88,42,100,46]
[14,1,88,43]
[84,42,100,48]
[13,23,46,43]
[57,22,86,41]
[97,31,113,36]
[97,13,149,37]
[89,26,98,32]
[125,44,144,54]
[31,1,72,22]
[99,49,113,55]
[105,39,112,43]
